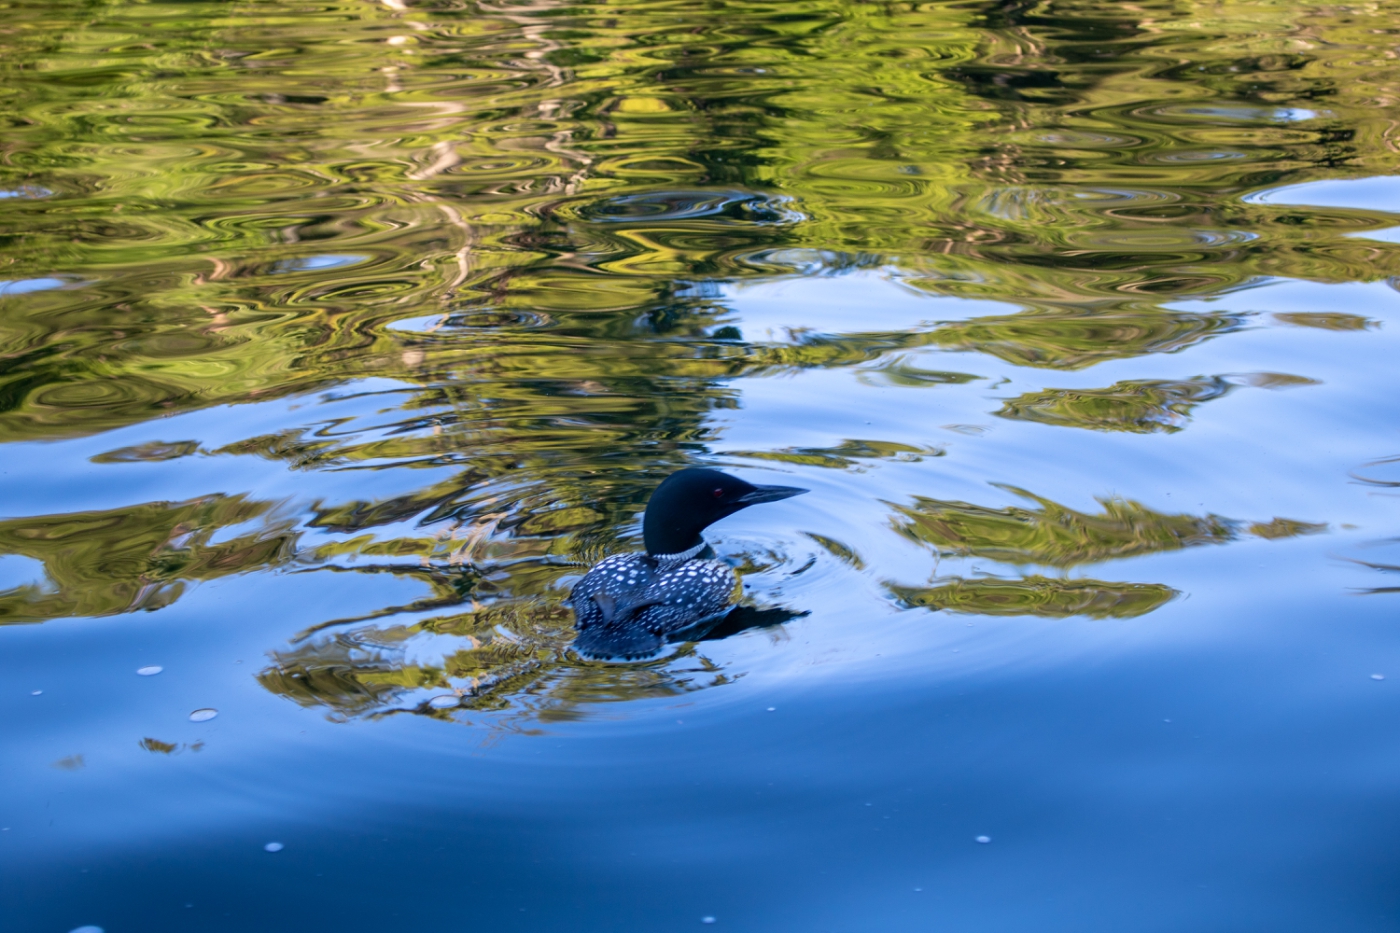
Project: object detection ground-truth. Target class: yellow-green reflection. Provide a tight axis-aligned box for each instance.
[5,0,1400,444]
[258,602,739,722]
[1274,312,1379,332]
[1248,518,1328,540]
[0,496,296,624]
[885,488,1326,621]
[996,377,1235,433]
[890,486,1237,568]
[729,439,944,471]
[0,0,1395,716]
[888,577,1178,619]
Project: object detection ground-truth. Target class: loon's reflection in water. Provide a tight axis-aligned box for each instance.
[255,598,809,724]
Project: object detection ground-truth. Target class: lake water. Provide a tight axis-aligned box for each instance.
[5,1,1400,930]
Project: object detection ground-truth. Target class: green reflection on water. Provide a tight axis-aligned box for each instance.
[996,376,1237,433]
[0,495,296,624]
[890,485,1238,568]
[257,606,736,723]
[887,577,1178,619]
[2,0,1399,716]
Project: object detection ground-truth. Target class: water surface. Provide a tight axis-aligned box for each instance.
[4,1,1400,930]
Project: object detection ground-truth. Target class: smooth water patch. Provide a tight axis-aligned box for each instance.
[0,187,51,200]
[1161,105,1320,123]
[0,277,67,295]
[0,555,47,593]
[1246,176,1400,212]
[267,254,368,274]
[1345,226,1400,244]
[719,272,1022,342]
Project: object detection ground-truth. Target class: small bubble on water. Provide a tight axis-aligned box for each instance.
[701,917,716,925]
[189,708,218,722]
[69,927,104,933]
[428,695,459,709]
[766,707,776,712]
[136,666,163,676]
[264,842,284,852]
[1372,674,1385,680]
[913,887,923,892]
[30,690,41,696]
[976,835,991,844]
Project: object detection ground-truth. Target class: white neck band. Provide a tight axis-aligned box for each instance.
[651,540,706,564]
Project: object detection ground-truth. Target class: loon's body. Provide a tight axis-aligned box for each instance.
[570,548,738,658]
[570,468,806,659]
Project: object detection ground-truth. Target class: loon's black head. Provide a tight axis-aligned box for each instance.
[642,468,807,557]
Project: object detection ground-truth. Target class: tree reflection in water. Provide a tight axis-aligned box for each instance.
[0,0,1393,722]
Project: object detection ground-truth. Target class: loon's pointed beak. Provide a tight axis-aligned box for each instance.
[737,484,809,506]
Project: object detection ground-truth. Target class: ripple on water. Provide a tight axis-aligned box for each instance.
[1145,150,1250,164]
[571,189,803,225]
[32,377,156,411]
[388,309,555,333]
[91,440,202,463]
[973,186,1181,222]
[1152,104,1320,124]
[1032,130,1142,148]
[268,254,369,275]
[1064,229,1256,251]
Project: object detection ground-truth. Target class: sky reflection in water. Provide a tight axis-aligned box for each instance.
[3,0,1400,930]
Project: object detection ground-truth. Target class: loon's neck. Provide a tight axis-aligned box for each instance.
[648,538,709,565]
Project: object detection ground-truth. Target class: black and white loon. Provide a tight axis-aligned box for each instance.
[570,468,807,659]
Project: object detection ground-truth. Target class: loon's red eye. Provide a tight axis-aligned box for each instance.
[713,487,724,498]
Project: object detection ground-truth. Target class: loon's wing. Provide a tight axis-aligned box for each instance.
[591,590,664,625]
[570,555,665,628]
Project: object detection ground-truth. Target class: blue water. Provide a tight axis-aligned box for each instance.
[7,271,1400,931]
[6,2,1400,930]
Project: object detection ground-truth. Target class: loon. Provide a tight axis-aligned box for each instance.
[570,468,807,659]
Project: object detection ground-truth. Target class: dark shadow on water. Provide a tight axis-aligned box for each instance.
[571,603,809,660]
[696,603,810,641]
